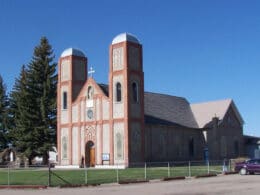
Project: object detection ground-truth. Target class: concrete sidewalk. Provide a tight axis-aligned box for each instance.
[1,174,260,195]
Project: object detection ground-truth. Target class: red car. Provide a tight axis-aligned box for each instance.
[235,159,260,175]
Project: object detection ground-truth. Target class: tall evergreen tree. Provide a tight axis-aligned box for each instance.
[9,37,57,164]
[27,37,57,164]
[9,65,37,162]
[0,75,9,151]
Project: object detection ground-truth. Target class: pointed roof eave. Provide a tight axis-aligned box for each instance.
[217,99,232,121]
[218,100,244,127]
[191,98,244,128]
[191,99,233,128]
[229,100,244,125]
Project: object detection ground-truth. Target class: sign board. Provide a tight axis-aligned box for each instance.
[102,153,110,161]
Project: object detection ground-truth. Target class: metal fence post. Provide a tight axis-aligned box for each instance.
[207,160,210,174]
[116,164,119,183]
[144,162,147,180]
[48,163,51,187]
[8,164,10,186]
[188,161,191,177]
[168,162,170,178]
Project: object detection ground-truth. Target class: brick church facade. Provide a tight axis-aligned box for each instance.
[57,33,244,167]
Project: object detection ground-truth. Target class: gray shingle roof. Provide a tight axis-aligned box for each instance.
[94,84,243,130]
[98,83,109,96]
[144,92,199,128]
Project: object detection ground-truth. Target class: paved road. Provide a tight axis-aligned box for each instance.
[1,174,260,195]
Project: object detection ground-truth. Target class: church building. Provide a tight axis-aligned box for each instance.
[57,33,244,167]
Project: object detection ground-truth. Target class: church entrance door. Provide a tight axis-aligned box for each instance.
[90,147,95,166]
[85,141,95,167]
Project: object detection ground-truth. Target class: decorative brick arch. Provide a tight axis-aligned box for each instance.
[85,125,96,141]
[85,125,96,166]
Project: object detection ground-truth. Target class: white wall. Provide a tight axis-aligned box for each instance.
[61,59,70,81]
[103,124,110,154]
[96,125,101,165]
[102,99,109,120]
[72,105,78,123]
[112,47,124,71]
[72,127,79,165]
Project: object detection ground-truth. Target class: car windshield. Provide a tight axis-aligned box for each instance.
[246,159,260,164]
[248,160,254,164]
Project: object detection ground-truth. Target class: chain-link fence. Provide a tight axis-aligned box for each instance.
[0,159,232,187]
[0,165,49,186]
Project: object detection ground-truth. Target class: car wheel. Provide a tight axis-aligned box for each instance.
[240,168,247,175]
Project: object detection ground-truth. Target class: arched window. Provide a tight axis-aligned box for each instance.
[87,86,93,99]
[132,82,138,103]
[63,92,67,109]
[116,82,122,102]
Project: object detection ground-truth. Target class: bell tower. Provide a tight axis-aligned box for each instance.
[57,48,87,165]
[109,33,145,166]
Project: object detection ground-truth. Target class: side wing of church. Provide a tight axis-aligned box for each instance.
[57,33,244,167]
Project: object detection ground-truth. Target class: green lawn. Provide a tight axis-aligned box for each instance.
[0,165,223,186]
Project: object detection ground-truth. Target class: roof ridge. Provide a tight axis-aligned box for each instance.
[144,91,187,100]
[191,98,232,106]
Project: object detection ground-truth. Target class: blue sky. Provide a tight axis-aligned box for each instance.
[0,0,259,136]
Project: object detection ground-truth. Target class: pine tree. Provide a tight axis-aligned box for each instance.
[0,75,9,151]
[26,37,57,164]
[9,37,57,165]
[9,66,36,162]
